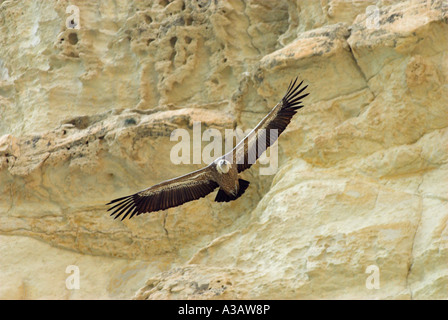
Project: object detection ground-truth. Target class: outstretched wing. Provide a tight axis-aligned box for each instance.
[106,166,218,220]
[229,77,309,173]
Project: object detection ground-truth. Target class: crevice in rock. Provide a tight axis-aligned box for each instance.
[405,176,424,299]
[344,30,373,100]
[241,0,261,56]
[162,212,169,236]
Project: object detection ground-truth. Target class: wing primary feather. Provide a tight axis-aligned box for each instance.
[127,199,139,219]
[286,77,298,98]
[121,203,136,221]
[284,84,303,103]
[107,197,132,211]
[114,201,133,219]
[129,206,139,219]
[288,93,310,106]
[284,80,303,101]
[106,196,131,208]
[286,86,308,103]
[285,77,297,97]
[108,198,132,215]
[289,105,304,111]
[286,79,293,94]
[113,201,133,219]
[105,195,132,205]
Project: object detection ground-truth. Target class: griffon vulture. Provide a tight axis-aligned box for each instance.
[107,78,309,220]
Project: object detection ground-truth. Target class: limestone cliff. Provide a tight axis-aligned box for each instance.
[0,0,447,299]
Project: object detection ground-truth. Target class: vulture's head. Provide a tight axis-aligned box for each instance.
[216,159,231,174]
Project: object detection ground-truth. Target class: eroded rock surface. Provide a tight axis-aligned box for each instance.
[0,0,447,299]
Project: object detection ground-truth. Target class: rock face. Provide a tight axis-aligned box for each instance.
[0,0,447,299]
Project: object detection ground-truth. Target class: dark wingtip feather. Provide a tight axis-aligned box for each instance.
[284,78,300,100]
[288,92,310,106]
[105,195,130,205]
[285,76,298,96]
[106,194,136,220]
[282,78,309,109]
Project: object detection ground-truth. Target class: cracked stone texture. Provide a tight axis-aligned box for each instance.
[0,0,447,299]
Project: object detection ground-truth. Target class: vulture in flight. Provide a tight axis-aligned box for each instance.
[107,78,309,220]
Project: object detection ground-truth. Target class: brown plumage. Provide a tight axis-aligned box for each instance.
[106,77,309,220]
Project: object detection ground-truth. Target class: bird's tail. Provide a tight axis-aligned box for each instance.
[214,179,250,203]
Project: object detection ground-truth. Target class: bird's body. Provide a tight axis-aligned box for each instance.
[107,78,309,220]
[213,158,239,196]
